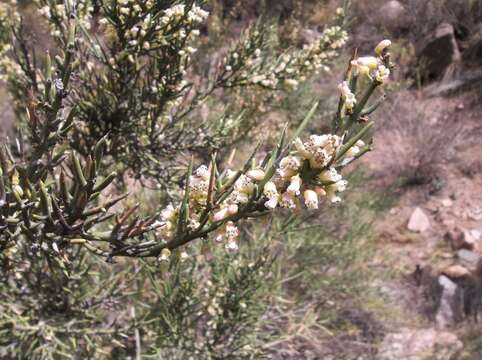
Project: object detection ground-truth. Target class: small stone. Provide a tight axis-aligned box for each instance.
[389,207,399,215]
[407,207,431,233]
[470,229,481,241]
[442,265,470,279]
[457,249,481,268]
[441,198,453,207]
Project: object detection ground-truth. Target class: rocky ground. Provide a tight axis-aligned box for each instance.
[367,89,482,359]
[360,15,482,359]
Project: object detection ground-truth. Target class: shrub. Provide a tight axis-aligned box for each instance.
[377,93,462,187]
[0,0,393,357]
[3,0,348,187]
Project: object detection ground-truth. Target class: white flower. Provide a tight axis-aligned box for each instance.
[284,78,299,90]
[341,139,365,165]
[293,138,312,159]
[159,248,171,262]
[338,81,356,111]
[264,196,279,209]
[213,204,238,222]
[195,165,210,181]
[225,240,239,254]
[325,180,348,203]
[280,192,297,209]
[180,251,189,261]
[375,39,391,56]
[234,191,250,204]
[278,155,302,179]
[351,56,379,76]
[263,181,279,209]
[287,174,302,195]
[246,169,265,181]
[309,148,330,169]
[375,65,390,83]
[234,174,255,195]
[161,204,178,222]
[318,168,342,183]
[225,221,239,239]
[187,46,197,54]
[307,134,329,148]
[303,189,318,209]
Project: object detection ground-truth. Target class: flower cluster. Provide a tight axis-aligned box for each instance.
[351,39,392,84]
[263,133,349,210]
[155,128,368,259]
[222,15,348,91]
[37,0,93,38]
[0,1,19,81]
[338,81,356,112]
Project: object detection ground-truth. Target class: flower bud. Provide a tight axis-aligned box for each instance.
[225,221,239,239]
[303,189,318,209]
[180,251,189,261]
[287,174,302,195]
[246,169,265,182]
[375,39,391,56]
[264,196,279,209]
[293,138,312,159]
[263,181,278,199]
[225,240,239,254]
[318,168,342,183]
[159,248,171,262]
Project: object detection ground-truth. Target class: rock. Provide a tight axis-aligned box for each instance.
[377,328,462,360]
[441,198,453,207]
[442,265,470,280]
[407,207,430,233]
[471,229,481,241]
[416,23,461,81]
[436,275,459,328]
[457,249,481,269]
[376,1,407,34]
[445,226,476,250]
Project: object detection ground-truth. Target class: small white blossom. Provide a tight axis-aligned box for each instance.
[375,39,391,56]
[159,248,171,262]
[246,169,265,182]
[303,189,318,209]
[287,174,302,195]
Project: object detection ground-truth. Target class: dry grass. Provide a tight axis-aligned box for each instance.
[373,92,463,187]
